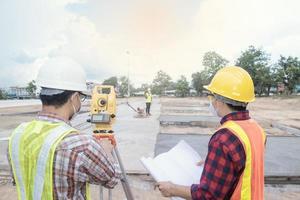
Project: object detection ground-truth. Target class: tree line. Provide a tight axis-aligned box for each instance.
[1,45,299,100]
[104,46,300,97]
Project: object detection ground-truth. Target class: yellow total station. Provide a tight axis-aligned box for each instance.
[89,85,116,133]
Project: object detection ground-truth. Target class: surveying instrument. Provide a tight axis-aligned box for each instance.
[88,85,134,200]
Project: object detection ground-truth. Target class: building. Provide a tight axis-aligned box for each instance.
[295,84,300,93]
[6,86,30,99]
[132,91,145,96]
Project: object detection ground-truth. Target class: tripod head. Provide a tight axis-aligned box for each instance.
[89,85,116,133]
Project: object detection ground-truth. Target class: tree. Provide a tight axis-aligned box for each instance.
[235,46,271,96]
[140,83,151,91]
[152,70,172,95]
[276,56,300,94]
[167,81,177,90]
[134,83,152,96]
[26,80,37,98]
[102,76,118,88]
[202,51,229,78]
[191,71,210,95]
[0,90,6,100]
[175,75,190,97]
[118,76,134,97]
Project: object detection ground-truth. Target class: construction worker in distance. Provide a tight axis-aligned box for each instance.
[156,66,266,200]
[145,88,153,116]
[8,57,121,200]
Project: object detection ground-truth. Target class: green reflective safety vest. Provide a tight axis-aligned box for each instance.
[9,120,91,200]
[145,92,152,103]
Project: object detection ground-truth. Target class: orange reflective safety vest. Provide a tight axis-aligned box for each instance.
[219,119,266,200]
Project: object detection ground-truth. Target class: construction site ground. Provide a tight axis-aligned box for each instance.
[1,96,300,199]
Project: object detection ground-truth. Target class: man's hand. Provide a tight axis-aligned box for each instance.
[155,181,175,197]
[156,182,192,199]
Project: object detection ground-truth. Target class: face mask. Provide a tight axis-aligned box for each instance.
[209,101,219,117]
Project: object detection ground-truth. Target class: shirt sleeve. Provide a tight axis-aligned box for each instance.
[80,137,122,189]
[191,128,246,200]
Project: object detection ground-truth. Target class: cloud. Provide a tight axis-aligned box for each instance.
[266,35,300,60]
[12,50,36,64]
[0,0,70,87]
[1,0,300,88]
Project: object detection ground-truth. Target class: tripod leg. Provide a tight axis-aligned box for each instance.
[113,147,134,200]
[108,189,112,200]
[99,186,103,200]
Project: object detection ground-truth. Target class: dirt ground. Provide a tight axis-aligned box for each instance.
[249,97,300,129]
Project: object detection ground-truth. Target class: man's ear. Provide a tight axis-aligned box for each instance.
[221,101,232,111]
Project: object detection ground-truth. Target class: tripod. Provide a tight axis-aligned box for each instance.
[89,85,134,199]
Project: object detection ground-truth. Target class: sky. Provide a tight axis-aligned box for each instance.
[1,0,300,88]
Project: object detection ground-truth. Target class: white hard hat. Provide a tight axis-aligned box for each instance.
[36,57,87,93]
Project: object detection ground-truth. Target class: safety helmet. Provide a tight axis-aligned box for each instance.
[204,66,255,103]
[36,57,87,93]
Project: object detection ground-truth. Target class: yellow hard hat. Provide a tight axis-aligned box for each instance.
[204,66,255,103]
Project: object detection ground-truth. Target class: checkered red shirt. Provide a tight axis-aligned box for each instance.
[37,112,122,199]
[191,111,250,200]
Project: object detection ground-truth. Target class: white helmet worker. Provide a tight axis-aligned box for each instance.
[36,57,87,95]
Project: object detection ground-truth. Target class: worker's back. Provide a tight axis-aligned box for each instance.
[9,116,121,199]
[9,120,76,199]
[220,119,265,200]
[145,92,152,103]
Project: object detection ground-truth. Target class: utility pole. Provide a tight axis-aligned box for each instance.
[126,51,130,97]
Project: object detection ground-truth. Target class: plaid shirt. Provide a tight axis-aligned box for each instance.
[37,112,121,199]
[191,111,250,200]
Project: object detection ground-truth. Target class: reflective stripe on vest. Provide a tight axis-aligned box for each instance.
[220,120,265,200]
[9,121,77,200]
[222,121,252,200]
[9,123,29,200]
[33,124,73,200]
[146,93,152,102]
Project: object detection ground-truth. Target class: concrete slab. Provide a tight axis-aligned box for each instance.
[66,98,160,171]
[67,97,160,172]
[160,126,214,135]
[272,123,300,136]
[0,97,160,173]
[159,114,219,128]
[161,106,207,111]
[74,97,160,172]
[113,98,160,171]
[155,133,300,176]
